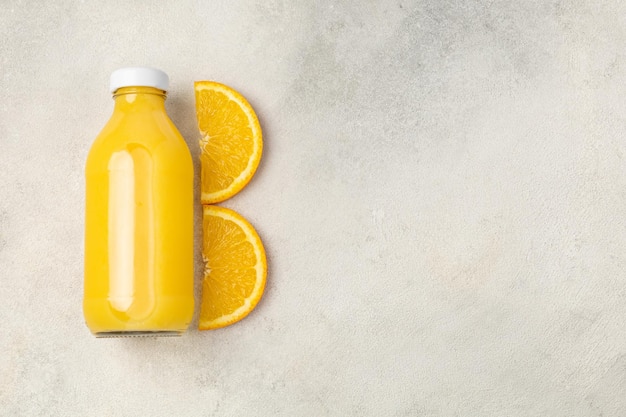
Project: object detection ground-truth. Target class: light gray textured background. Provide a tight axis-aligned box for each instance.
[1,1,625,416]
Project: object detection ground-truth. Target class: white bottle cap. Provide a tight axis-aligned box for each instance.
[109,67,169,93]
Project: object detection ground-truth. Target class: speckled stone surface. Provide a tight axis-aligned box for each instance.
[1,1,625,416]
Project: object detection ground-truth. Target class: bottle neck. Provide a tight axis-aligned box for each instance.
[112,86,166,112]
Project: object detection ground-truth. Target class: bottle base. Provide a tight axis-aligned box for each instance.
[94,330,183,338]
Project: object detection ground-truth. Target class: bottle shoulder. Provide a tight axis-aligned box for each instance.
[86,111,192,174]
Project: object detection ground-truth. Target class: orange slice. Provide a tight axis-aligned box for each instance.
[199,205,267,330]
[194,81,263,204]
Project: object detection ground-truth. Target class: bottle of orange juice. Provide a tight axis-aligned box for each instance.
[84,68,194,337]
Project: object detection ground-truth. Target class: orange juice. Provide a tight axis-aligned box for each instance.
[84,68,194,336]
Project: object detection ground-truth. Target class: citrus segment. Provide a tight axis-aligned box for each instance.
[194,81,262,203]
[199,205,267,330]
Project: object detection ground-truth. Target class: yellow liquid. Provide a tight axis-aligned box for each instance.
[84,87,194,336]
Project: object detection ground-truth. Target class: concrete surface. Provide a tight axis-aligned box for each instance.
[1,1,625,416]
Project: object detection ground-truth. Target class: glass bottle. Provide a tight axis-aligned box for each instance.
[84,67,194,337]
